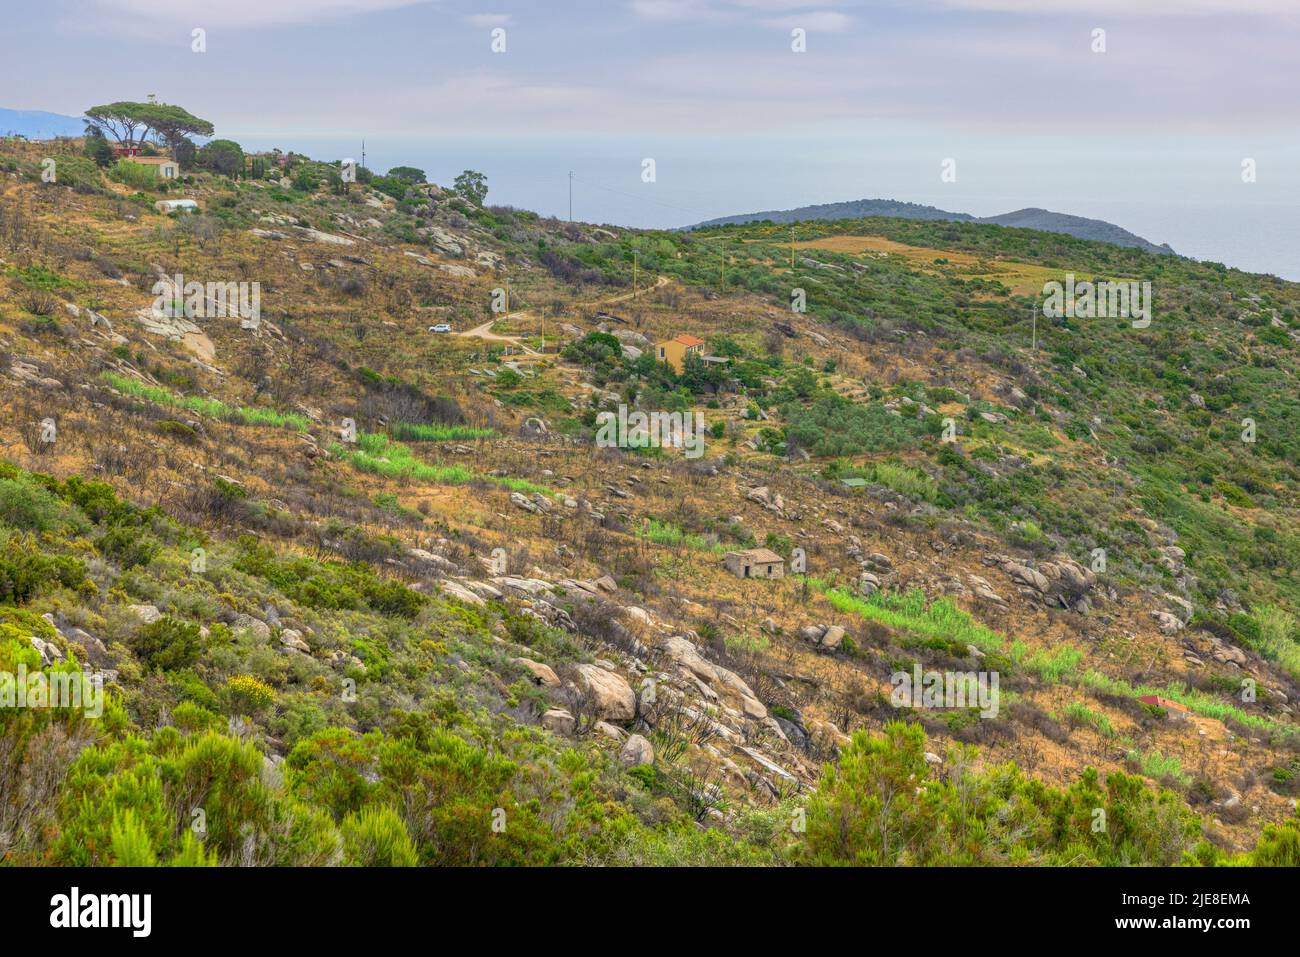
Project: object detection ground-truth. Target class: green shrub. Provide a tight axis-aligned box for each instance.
[0,477,85,533]
[224,674,275,715]
[96,525,161,569]
[172,700,221,734]
[341,805,419,866]
[0,536,90,604]
[801,722,1206,865]
[1252,814,1300,866]
[130,616,202,672]
[783,394,923,457]
[110,159,161,190]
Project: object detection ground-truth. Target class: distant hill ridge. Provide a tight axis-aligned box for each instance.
[690,198,1175,255]
[0,107,85,140]
[4,107,1174,256]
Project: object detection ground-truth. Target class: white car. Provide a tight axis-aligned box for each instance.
[428,323,452,333]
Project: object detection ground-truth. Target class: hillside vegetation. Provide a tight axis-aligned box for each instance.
[1,132,1298,866]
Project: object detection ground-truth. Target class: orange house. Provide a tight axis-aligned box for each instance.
[656,334,705,374]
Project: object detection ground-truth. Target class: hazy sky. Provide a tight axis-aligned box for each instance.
[5,1,1299,275]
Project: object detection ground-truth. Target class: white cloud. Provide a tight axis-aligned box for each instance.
[630,0,849,24]
[630,0,723,21]
[466,13,513,27]
[911,0,1296,15]
[82,0,435,31]
[731,0,848,9]
[759,11,852,30]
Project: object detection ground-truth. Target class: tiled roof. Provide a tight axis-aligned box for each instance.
[728,547,784,564]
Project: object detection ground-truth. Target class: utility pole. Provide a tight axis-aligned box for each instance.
[568,171,573,222]
[633,251,638,299]
[361,139,366,173]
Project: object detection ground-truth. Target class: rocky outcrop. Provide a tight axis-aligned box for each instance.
[541,708,575,735]
[515,657,561,687]
[619,734,654,767]
[987,554,1097,613]
[279,629,311,654]
[798,624,845,652]
[573,664,637,721]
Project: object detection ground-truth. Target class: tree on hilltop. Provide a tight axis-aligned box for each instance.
[197,139,244,177]
[387,166,426,183]
[453,169,488,206]
[84,101,214,153]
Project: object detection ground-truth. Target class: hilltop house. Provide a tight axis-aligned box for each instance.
[656,334,706,374]
[124,155,179,179]
[724,548,785,580]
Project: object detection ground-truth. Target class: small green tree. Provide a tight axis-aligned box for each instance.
[387,165,426,183]
[83,130,115,167]
[453,169,488,206]
[1251,812,1300,866]
[130,616,202,672]
[341,805,419,866]
[197,139,244,177]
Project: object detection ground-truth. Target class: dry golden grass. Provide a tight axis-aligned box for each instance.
[786,233,1081,297]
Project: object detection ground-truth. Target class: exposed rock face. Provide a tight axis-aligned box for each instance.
[233,614,271,642]
[407,547,458,575]
[967,575,1007,605]
[746,485,787,517]
[988,554,1097,612]
[1151,611,1185,635]
[64,626,112,668]
[279,629,311,653]
[541,708,575,735]
[1006,562,1050,593]
[573,664,637,720]
[128,604,162,625]
[437,581,486,607]
[30,635,60,665]
[661,636,717,683]
[799,624,826,643]
[798,624,844,651]
[819,625,846,651]
[612,329,651,349]
[520,417,549,438]
[515,657,561,687]
[619,734,654,767]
